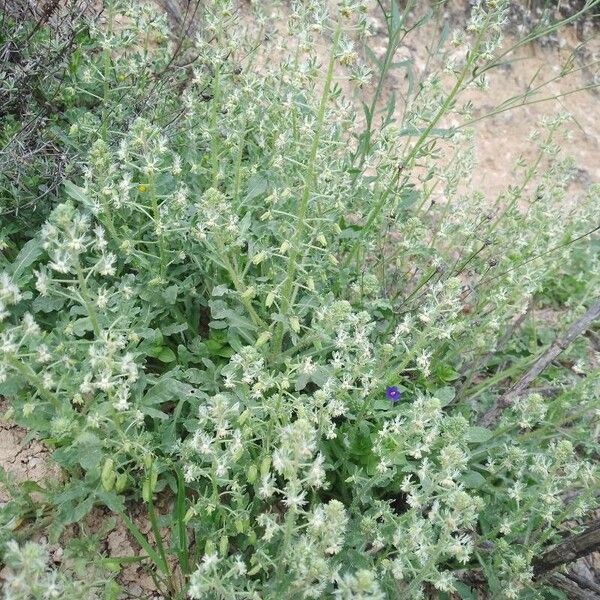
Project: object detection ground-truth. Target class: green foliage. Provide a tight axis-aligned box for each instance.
[0,1,189,225]
[1,1,599,599]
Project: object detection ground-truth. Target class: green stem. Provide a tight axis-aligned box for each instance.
[101,3,114,140]
[271,24,342,356]
[343,19,490,271]
[210,69,221,187]
[75,259,100,336]
[147,493,174,594]
[149,179,166,278]
[5,355,61,408]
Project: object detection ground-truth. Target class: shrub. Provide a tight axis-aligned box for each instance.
[1,1,599,598]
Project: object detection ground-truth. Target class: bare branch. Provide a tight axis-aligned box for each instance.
[533,520,600,579]
[548,574,600,600]
[479,297,600,427]
[567,572,600,596]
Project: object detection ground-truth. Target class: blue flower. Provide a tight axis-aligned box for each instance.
[385,386,401,403]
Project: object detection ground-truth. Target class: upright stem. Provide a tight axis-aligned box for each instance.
[75,258,100,336]
[5,355,61,408]
[271,24,342,356]
[101,2,114,141]
[149,177,166,278]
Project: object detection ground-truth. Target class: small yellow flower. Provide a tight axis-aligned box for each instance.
[138,184,147,193]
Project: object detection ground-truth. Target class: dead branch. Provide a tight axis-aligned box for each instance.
[549,574,600,600]
[567,572,600,596]
[533,520,600,579]
[479,297,600,427]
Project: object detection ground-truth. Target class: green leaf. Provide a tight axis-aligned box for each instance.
[143,375,193,405]
[212,285,229,297]
[66,431,104,471]
[65,495,95,524]
[95,490,125,514]
[162,323,188,336]
[63,180,92,208]
[140,406,169,420]
[0,375,26,396]
[11,238,43,280]
[433,386,455,407]
[147,345,176,362]
[454,582,478,600]
[157,347,176,362]
[462,470,486,489]
[33,294,65,313]
[465,426,493,444]
[244,173,268,201]
[162,285,178,304]
[72,317,94,337]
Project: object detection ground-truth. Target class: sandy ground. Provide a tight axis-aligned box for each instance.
[1,1,598,598]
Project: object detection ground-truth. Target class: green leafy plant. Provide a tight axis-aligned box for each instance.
[1,1,599,598]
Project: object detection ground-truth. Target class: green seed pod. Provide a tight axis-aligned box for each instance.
[247,464,257,484]
[205,539,215,556]
[241,286,256,300]
[184,507,196,523]
[219,535,228,556]
[115,472,128,493]
[260,457,271,477]
[150,467,158,492]
[142,477,151,502]
[255,331,272,348]
[101,459,116,491]
[238,408,250,425]
[289,316,300,333]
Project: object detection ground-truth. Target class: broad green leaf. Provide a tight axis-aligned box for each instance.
[11,238,43,280]
[143,376,193,405]
[465,426,493,444]
[63,180,92,208]
[434,386,455,407]
[244,173,268,201]
[462,470,486,489]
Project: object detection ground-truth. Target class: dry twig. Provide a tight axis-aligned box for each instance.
[479,297,600,427]
[533,520,600,579]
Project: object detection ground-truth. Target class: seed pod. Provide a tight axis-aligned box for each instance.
[247,464,257,484]
[247,564,261,576]
[255,331,271,348]
[184,507,196,523]
[239,408,250,425]
[289,316,300,333]
[115,472,128,493]
[219,535,229,556]
[241,286,256,300]
[260,457,271,477]
[101,458,116,491]
[142,477,151,502]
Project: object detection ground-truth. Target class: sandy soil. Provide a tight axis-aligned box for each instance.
[0,402,61,504]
